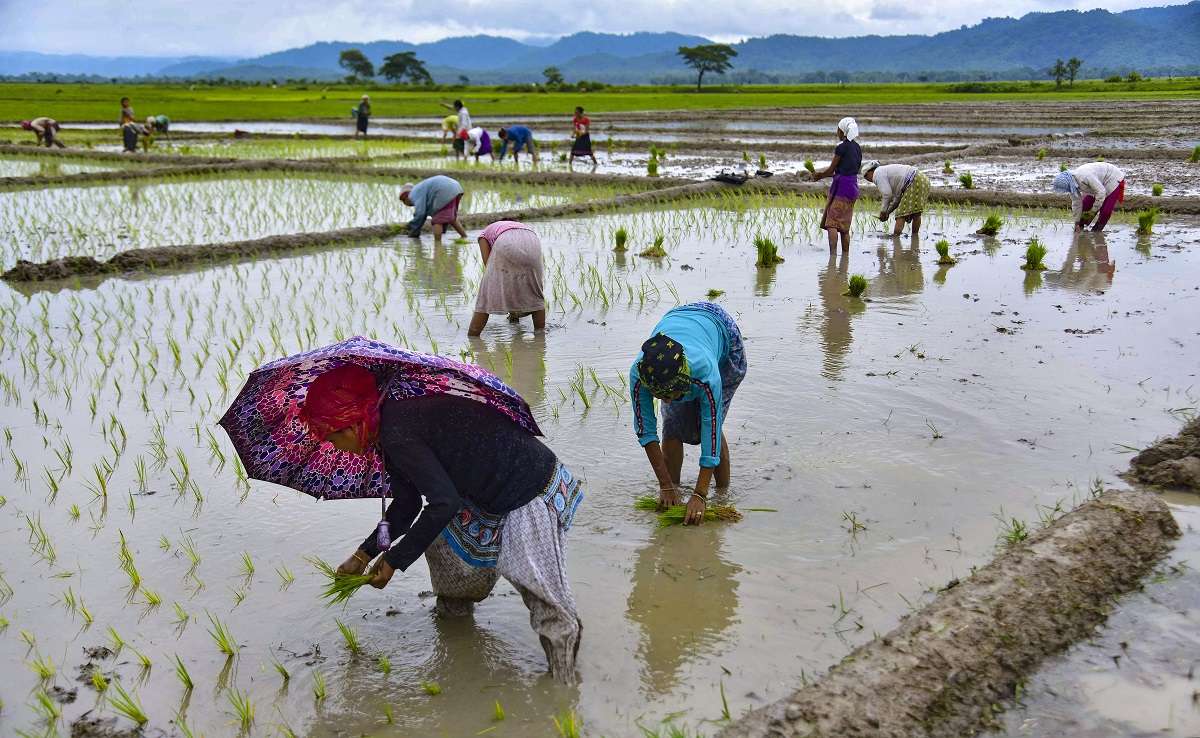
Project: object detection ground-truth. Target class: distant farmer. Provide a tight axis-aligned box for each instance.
[468,221,546,336]
[400,175,467,241]
[144,115,172,146]
[353,95,371,138]
[570,106,596,166]
[120,97,135,125]
[811,117,862,252]
[466,126,494,162]
[441,99,472,136]
[1053,162,1127,232]
[21,118,65,148]
[861,160,930,237]
[497,125,539,164]
[304,363,584,682]
[441,113,460,142]
[121,120,146,153]
[630,302,747,525]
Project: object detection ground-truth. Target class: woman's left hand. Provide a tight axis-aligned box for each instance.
[368,559,396,589]
[684,494,707,525]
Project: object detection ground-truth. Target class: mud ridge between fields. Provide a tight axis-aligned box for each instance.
[717,487,1180,738]
[1,181,728,283]
[1124,417,1200,492]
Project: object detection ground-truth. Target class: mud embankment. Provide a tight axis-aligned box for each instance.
[1,181,728,283]
[1126,418,1200,492]
[718,487,1180,738]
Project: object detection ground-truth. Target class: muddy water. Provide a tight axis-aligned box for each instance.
[927,157,1200,198]
[0,201,1197,737]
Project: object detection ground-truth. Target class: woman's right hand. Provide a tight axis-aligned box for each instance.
[657,485,681,510]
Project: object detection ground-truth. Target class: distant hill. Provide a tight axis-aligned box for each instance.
[3,3,1197,83]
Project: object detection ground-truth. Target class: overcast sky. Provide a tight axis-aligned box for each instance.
[0,0,1178,57]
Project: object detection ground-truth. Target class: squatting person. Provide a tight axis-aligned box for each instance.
[861,160,930,237]
[466,126,494,163]
[21,117,65,148]
[400,175,467,242]
[811,117,863,253]
[304,364,584,682]
[630,302,747,525]
[468,221,546,336]
[1053,161,1127,233]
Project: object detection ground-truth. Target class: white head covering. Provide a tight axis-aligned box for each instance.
[362,94,370,100]
[860,159,880,176]
[838,117,860,141]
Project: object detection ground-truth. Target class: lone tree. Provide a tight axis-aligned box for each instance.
[380,51,433,85]
[1066,57,1083,86]
[677,44,738,92]
[1049,58,1067,88]
[543,66,564,87]
[339,49,375,80]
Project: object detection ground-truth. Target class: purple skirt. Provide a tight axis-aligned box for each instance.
[829,173,860,201]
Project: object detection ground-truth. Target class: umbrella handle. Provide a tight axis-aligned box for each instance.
[376,494,391,549]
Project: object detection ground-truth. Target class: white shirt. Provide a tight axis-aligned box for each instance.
[467,127,485,152]
[457,106,472,133]
[1068,162,1126,221]
[871,164,918,214]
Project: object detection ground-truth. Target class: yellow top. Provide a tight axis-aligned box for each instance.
[442,114,460,131]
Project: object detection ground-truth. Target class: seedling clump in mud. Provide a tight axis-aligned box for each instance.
[844,274,868,298]
[754,235,784,267]
[977,213,1004,236]
[1137,208,1159,235]
[639,234,668,258]
[935,239,957,265]
[613,226,628,252]
[1021,238,1048,271]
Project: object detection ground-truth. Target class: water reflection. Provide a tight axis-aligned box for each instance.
[401,238,465,298]
[1046,233,1116,292]
[817,252,853,381]
[872,236,925,297]
[469,333,548,411]
[754,264,777,297]
[626,524,741,694]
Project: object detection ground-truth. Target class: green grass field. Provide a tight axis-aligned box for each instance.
[2,78,1198,122]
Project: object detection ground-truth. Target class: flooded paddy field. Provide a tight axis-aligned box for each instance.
[0,184,1197,737]
[0,174,619,267]
[0,156,132,179]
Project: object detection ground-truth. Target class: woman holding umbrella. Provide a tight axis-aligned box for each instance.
[221,338,584,682]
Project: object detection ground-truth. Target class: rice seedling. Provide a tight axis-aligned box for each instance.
[720,679,732,720]
[384,704,395,723]
[107,626,125,653]
[239,552,255,579]
[639,235,668,259]
[306,556,371,605]
[958,171,975,189]
[421,681,442,695]
[1152,183,1164,196]
[1036,148,1047,161]
[335,618,361,654]
[994,510,1030,547]
[133,647,153,673]
[493,699,506,721]
[978,212,1003,236]
[553,710,582,738]
[613,226,628,252]
[141,586,162,608]
[634,496,743,526]
[272,658,291,684]
[935,239,957,265]
[647,150,659,177]
[1137,207,1158,235]
[91,669,109,692]
[109,681,148,725]
[1021,238,1048,271]
[31,688,61,723]
[1060,162,1069,171]
[706,288,725,299]
[227,687,255,731]
[754,235,784,267]
[27,653,55,681]
[313,670,327,703]
[1190,144,1200,163]
[841,511,868,534]
[804,159,816,176]
[758,153,767,171]
[844,274,868,298]
[206,612,239,656]
[276,564,295,589]
[942,159,954,174]
[179,534,201,574]
[172,602,190,629]
[173,654,193,690]
[377,655,391,675]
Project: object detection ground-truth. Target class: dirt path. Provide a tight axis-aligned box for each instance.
[717,487,1180,738]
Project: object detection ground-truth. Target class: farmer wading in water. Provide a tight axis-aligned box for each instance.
[301,364,584,681]
[630,302,748,525]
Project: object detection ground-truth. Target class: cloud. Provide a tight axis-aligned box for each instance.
[0,0,1180,57]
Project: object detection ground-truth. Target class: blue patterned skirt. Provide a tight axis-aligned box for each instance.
[441,461,583,568]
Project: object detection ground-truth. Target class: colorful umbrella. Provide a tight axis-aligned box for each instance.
[219,336,541,503]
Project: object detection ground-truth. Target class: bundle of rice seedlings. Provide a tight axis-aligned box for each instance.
[1060,162,1069,172]
[1151,183,1164,197]
[754,235,785,267]
[1190,145,1200,163]
[306,556,371,606]
[647,150,659,177]
[614,227,628,252]
[935,240,957,265]
[639,235,668,258]
[943,159,954,174]
[844,274,868,298]
[977,212,1003,236]
[1021,238,1048,271]
[1036,148,1047,161]
[958,171,974,190]
[1137,207,1158,235]
[706,288,725,299]
[804,160,816,176]
[758,153,768,171]
[634,496,743,527]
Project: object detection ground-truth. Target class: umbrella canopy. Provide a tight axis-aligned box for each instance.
[219,336,541,501]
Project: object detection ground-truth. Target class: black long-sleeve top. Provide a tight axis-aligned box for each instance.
[377,393,556,571]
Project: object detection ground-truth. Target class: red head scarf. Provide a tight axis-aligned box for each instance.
[300,364,381,449]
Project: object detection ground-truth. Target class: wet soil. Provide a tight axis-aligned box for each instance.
[719,487,1180,738]
[1127,418,1200,492]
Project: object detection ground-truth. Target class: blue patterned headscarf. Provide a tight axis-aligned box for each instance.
[638,333,691,398]
[1052,171,1078,197]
